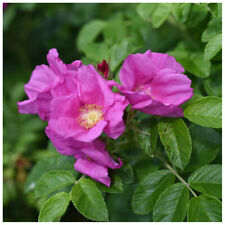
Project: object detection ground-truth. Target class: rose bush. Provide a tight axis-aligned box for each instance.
[4,2,222,222]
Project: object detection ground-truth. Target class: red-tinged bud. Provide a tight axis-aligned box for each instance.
[97,60,109,78]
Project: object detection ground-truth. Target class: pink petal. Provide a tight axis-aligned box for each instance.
[150,72,193,106]
[119,53,157,91]
[148,51,184,74]
[76,120,107,143]
[45,126,84,156]
[140,100,183,117]
[121,90,152,109]
[77,65,114,111]
[24,65,61,99]
[18,92,52,120]
[51,72,78,97]
[47,48,66,76]
[48,95,85,138]
[80,139,123,169]
[74,158,111,187]
[17,99,38,114]
[104,94,128,139]
[66,60,82,71]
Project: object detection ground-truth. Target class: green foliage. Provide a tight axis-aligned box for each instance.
[188,164,222,198]
[151,4,172,28]
[158,118,192,170]
[117,163,134,184]
[93,175,123,193]
[172,4,191,23]
[169,50,211,78]
[204,33,222,61]
[202,17,222,42]
[153,183,189,222]
[24,154,76,193]
[138,118,158,156]
[71,178,108,221]
[185,4,208,28]
[184,124,221,172]
[184,96,222,128]
[35,170,76,198]
[187,194,222,222]
[137,4,157,21]
[38,192,71,222]
[77,19,106,51]
[131,170,175,215]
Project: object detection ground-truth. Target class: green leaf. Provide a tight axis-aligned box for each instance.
[136,3,157,21]
[217,3,222,17]
[188,164,222,198]
[131,169,175,215]
[139,118,158,156]
[24,155,76,193]
[204,33,222,61]
[35,170,76,198]
[184,124,221,172]
[103,13,126,46]
[71,178,108,221]
[77,19,106,51]
[110,39,129,72]
[152,4,172,28]
[38,192,71,222]
[187,194,222,222]
[202,17,222,42]
[172,3,191,23]
[189,53,211,78]
[117,163,134,184]
[134,159,161,182]
[168,51,211,78]
[82,42,110,62]
[158,118,192,170]
[153,183,189,222]
[184,96,222,128]
[203,77,222,97]
[106,184,152,222]
[93,175,123,193]
[110,37,143,73]
[203,63,222,97]
[185,4,208,28]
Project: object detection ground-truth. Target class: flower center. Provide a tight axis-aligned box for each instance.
[134,84,151,96]
[77,104,103,129]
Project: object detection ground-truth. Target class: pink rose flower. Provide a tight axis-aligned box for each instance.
[46,127,122,186]
[118,50,193,117]
[17,48,82,120]
[47,63,128,143]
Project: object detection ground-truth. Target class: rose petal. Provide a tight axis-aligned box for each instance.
[140,100,184,117]
[149,52,184,74]
[150,72,193,106]
[119,53,157,90]
[24,65,61,99]
[74,158,111,187]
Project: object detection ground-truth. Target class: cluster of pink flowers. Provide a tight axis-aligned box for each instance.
[18,48,193,186]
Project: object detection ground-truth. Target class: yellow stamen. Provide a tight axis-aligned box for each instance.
[77,104,103,129]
